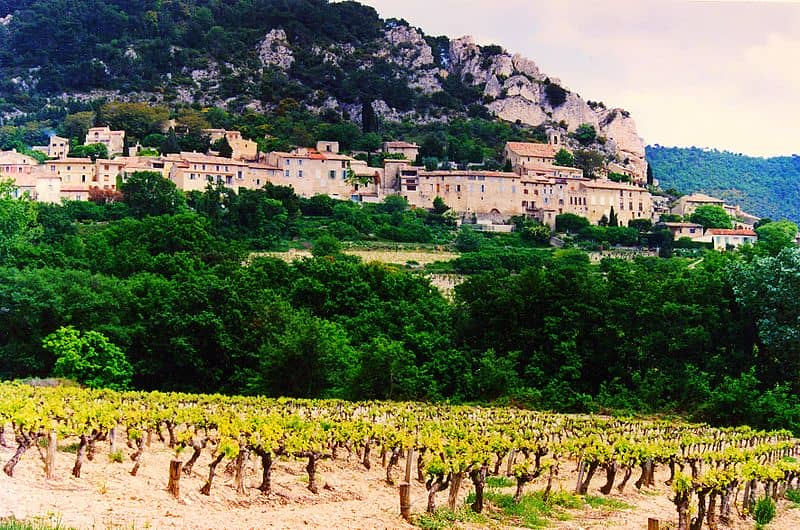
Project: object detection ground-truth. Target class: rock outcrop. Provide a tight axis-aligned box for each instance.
[257,29,294,71]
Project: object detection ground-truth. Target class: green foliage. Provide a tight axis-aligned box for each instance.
[556,213,590,233]
[0,180,42,261]
[0,519,75,530]
[755,219,798,256]
[312,234,341,257]
[628,219,652,232]
[60,112,95,140]
[647,145,800,222]
[100,102,168,142]
[572,150,605,179]
[785,488,800,506]
[211,136,233,158]
[554,148,574,167]
[69,142,107,161]
[43,326,132,390]
[454,226,482,252]
[573,124,596,146]
[120,171,186,218]
[690,205,732,229]
[753,495,776,526]
[414,508,488,530]
[544,81,568,108]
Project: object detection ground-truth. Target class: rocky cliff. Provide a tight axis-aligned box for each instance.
[255,25,646,175]
[0,1,646,174]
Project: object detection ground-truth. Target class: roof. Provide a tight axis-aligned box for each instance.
[708,229,757,236]
[383,141,419,149]
[177,152,248,165]
[505,142,558,158]
[419,170,518,179]
[662,222,704,228]
[581,180,648,192]
[0,150,40,164]
[683,193,724,203]
[51,157,93,164]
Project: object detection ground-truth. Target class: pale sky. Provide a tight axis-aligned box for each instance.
[359,0,800,157]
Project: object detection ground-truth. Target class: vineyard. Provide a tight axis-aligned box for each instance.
[1,383,800,529]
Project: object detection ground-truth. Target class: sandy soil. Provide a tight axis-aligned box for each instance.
[2,436,799,530]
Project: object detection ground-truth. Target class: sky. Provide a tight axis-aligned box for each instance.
[358,0,800,157]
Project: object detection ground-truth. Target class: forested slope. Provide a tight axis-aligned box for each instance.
[647,145,800,221]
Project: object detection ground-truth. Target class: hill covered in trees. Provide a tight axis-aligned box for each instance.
[0,0,646,172]
[647,145,800,222]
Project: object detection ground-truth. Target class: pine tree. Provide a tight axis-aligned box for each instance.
[161,128,181,154]
[608,206,619,227]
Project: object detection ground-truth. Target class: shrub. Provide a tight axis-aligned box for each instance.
[753,495,776,527]
[454,226,482,252]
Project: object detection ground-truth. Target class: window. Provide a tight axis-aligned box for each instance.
[407,185,416,191]
[285,159,290,166]
[298,159,303,166]
[456,185,461,192]
[298,170,303,178]
[342,170,347,179]
[480,184,485,193]
[284,170,290,177]
[256,179,261,185]
[66,166,71,171]
[341,161,346,169]
[330,170,336,179]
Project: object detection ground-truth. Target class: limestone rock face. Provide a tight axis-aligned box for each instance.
[511,54,542,80]
[598,109,647,173]
[257,29,294,71]
[550,93,601,131]
[502,75,540,102]
[488,97,548,126]
[252,26,647,171]
[382,25,434,69]
[379,25,440,94]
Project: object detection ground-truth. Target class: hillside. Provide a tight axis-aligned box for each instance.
[0,0,645,175]
[647,145,800,222]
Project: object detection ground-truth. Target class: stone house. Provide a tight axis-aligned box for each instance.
[85,127,125,157]
[707,228,757,250]
[382,141,420,161]
[671,193,725,217]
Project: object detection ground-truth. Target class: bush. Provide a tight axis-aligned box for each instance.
[454,226,482,252]
[556,213,590,234]
[753,495,776,526]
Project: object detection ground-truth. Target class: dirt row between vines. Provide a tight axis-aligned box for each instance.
[1,436,799,529]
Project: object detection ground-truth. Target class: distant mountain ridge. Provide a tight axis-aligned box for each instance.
[0,0,645,175]
[647,145,800,222]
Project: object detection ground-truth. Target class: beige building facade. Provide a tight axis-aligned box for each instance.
[671,193,725,217]
[382,141,419,161]
[86,127,125,157]
[400,168,523,222]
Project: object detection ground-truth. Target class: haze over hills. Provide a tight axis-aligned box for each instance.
[647,145,800,222]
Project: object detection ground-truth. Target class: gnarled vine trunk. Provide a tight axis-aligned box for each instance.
[469,465,488,513]
[3,431,35,477]
[200,452,225,495]
[426,472,451,513]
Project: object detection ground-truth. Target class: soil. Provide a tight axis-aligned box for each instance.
[2,435,799,530]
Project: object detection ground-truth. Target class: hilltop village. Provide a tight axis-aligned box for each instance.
[0,126,761,249]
